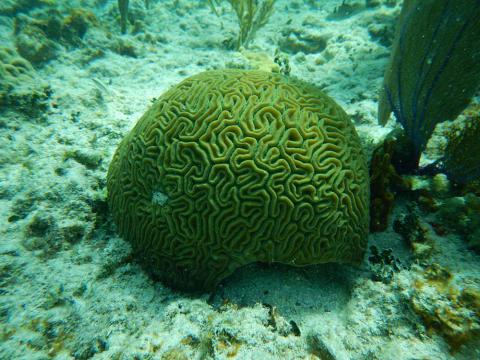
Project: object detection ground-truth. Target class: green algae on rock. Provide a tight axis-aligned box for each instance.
[0,46,51,115]
[107,69,369,291]
[443,111,480,185]
[411,264,480,351]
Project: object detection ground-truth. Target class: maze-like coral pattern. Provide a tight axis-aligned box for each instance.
[107,70,369,291]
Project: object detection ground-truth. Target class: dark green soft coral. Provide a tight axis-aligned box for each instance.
[107,70,369,291]
[378,0,480,170]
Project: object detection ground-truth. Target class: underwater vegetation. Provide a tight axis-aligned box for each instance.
[411,264,480,352]
[117,0,129,34]
[437,193,480,253]
[107,69,369,291]
[117,0,151,34]
[115,0,276,50]
[0,47,51,115]
[418,103,480,187]
[378,0,480,171]
[442,109,480,185]
[369,131,409,232]
[13,7,98,63]
[393,202,435,260]
[327,0,364,20]
[0,0,53,16]
[208,0,276,49]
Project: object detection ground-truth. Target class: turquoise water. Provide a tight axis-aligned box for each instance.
[0,1,479,359]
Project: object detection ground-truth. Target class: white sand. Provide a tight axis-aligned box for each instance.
[0,1,478,359]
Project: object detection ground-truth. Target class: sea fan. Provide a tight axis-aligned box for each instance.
[378,0,480,170]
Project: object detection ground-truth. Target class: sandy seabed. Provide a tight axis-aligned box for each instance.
[0,1,479,359]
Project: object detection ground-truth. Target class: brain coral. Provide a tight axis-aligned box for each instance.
[107,70,369,291]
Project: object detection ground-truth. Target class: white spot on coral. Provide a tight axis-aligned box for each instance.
[152,191,169,206]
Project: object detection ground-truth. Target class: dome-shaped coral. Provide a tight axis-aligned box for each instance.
[107,70,369,291]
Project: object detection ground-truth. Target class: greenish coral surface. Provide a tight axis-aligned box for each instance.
[0,47,33,90]
[0,46,50,114]
[443,110,480,184]
[107,69,370,291]
[437,194,480,252]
